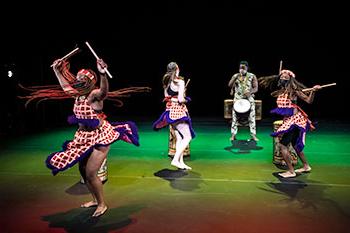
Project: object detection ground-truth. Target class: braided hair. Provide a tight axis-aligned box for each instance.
[18,61,151,107]
[258,69,308,98]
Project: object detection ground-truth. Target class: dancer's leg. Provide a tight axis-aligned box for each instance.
[171,122,192,170]
[79,157,97,208]
[85,146,110,216]
[278,144,296,178]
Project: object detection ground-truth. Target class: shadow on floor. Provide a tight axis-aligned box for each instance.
[65,181,90,195]
[65,178,108,195]
[224,140,263,154]
[154,168,203,191]
[42,204,145,233]
[258,172,350,218]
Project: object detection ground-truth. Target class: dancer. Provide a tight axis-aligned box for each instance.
[259,69,321,178]
[228,61,259,141]
[153,62,195,170]
[19,48,150,217]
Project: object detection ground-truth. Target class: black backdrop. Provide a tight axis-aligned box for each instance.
[1,1,348,135]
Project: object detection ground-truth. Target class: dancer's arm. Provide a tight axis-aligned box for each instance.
[90,59,109,101]
[177,79,186,103]
[296,85,321,104]
[52,59,77,95]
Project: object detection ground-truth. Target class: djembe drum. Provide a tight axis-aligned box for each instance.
[224,99,262,122]
[234,99,251,125]
[168,124,190,158]
[80,158,108,184]
[272,120,298,166]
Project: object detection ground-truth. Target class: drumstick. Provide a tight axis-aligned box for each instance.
[185,79,191,88]
[302,83,337,92]
[279,60,283,74]
[85,41,113,79]
[50,48,80,67]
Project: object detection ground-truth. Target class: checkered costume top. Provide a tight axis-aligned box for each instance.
[153,79,195,138]
[46,97,139,175]
[73,97,101,119]
[270,93,315,152]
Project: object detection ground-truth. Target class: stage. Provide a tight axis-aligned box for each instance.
[1,118,350,233]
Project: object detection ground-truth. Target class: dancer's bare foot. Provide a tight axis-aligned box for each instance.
[92,205,108,217]
[295,166,312,173]
[81,200,98,208]
[278,171,296,178]
[181,162,192,170]
[171,160,185,169]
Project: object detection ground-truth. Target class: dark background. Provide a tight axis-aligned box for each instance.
[0,1,348,136]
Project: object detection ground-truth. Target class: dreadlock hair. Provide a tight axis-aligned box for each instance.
[162,62,178,89]
[257,74,279,90]
[18,61,151,108]
[18,61,77,107]
[258,70,308,98]
[271,75,308,98]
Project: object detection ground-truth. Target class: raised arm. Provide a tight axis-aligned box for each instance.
[52,59,77,95]
[90,59,109,101]
[295,85,321,104]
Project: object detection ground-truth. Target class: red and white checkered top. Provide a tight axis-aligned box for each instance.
[73,97,99,119]
[276,93,294,108]
[275,94,314,133]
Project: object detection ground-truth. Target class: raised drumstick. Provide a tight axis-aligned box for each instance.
[50,47,80,67]
[302,83,337,92]
[85,41,113,79]
[185,79,190,88]
[279,60,283,74]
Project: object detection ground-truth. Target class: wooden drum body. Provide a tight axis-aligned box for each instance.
[168,124,190,158]
[272,120,298,166]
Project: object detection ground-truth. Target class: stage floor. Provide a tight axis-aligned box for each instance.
[1,118,350,233]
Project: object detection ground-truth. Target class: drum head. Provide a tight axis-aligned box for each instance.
[233,99,251,113]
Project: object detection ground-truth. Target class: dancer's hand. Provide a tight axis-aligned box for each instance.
[312,85,322,91]
[52,59,63,69]
[97,59,108,74]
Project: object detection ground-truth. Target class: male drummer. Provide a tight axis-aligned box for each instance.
[228,61,259,141]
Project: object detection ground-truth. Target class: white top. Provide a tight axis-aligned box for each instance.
[164,77,186,103]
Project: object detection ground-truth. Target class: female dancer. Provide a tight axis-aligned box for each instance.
[153,62,195,170]
[259,69,321,178]
[20,54,149,216]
